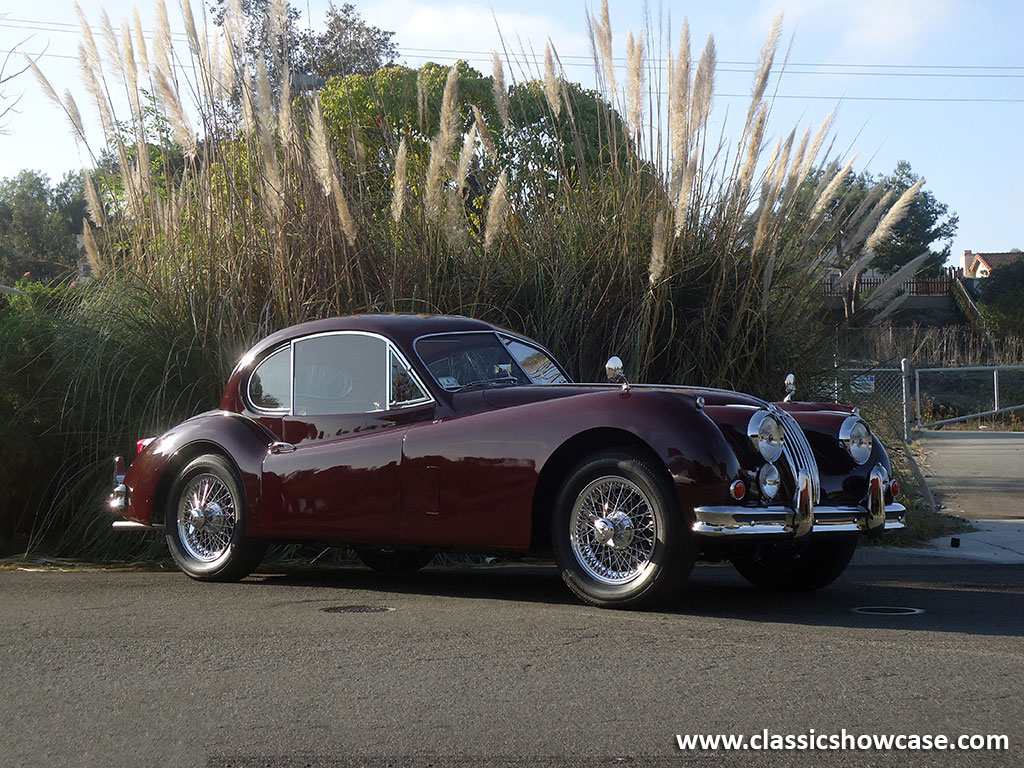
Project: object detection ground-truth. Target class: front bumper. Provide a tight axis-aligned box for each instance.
[694,461,903,538]
[692,502,906,537]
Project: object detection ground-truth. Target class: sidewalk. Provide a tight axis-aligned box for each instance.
[854,430,1024,565]
[854,519,1024,565]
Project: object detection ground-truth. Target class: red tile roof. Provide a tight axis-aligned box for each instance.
[970,252,1024,274]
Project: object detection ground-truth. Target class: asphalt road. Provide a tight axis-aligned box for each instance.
[2,562,1022,768]
[916,431,1024,520]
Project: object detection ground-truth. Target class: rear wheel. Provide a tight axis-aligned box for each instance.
[731,536,858,592]
[552,451,694,609]
[354,548,435,573]
[166,454,266,582]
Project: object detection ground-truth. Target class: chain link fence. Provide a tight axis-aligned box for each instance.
[832,366,906,441]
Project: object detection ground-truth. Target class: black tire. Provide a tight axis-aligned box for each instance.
[354,548,435,573]
[731,536,858,592]
[166,454,266,582]
[552,451,695,609]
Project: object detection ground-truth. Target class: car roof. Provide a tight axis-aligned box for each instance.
[243,314,498,362]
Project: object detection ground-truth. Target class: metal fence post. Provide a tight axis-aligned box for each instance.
[994,368,1000,412]
[901,358,912,444]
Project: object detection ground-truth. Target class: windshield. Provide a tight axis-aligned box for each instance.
[416,333,531,391]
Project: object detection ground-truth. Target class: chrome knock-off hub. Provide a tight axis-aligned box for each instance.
[594,510,635,549]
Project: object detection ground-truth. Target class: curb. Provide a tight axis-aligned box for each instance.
[903,443,938,514]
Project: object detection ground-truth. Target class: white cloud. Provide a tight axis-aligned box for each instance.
[755,0,956,59]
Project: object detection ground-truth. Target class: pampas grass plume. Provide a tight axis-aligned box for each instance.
[484,170,509,251]
[544,44,561,118]
[492,52,509,128]
[391,137,408,223]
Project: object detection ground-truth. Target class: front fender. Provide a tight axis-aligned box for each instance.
[121,411,275,530]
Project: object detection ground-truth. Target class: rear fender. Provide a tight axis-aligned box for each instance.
[122,411,275,533]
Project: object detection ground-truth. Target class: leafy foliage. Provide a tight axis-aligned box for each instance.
[0,171,86,283]
[297,3,398,81]
[4,3,935,558]
[977,260,1024,338]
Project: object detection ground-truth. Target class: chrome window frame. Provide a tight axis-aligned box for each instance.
[413,330,535,392]
[246,344,292,416]
[495,332,571,384]
[245,330,435,416]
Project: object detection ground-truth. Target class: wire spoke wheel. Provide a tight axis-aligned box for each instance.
[176,472,237,563]
[569,475,657,585]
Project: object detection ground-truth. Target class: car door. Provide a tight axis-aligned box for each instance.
[260,332,434,543]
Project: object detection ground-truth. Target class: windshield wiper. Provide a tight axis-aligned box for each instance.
[457,376,521,390]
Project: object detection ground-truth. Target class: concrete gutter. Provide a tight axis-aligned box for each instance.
[855,519,1024,565]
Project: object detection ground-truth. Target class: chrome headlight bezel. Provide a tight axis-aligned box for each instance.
[839,415,873,465]
[747,410,784,463]
[758,462,781,500]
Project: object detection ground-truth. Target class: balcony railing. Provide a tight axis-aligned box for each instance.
[822,274,952,297]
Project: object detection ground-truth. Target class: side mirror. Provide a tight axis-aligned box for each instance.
[605,356,629,391]
[784,373,796,402]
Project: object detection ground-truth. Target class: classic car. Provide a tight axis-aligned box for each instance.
[109,314,904,608]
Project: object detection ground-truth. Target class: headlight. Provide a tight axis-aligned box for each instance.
[759,463,780,499]
[747,411,784,463]
[839,416,873,465]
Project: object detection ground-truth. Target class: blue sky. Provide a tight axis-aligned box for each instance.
[2,0,1022,266]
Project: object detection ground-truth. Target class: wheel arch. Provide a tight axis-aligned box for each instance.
[530,427,675,551]
[139,412,274,529]
[151,440,240,526]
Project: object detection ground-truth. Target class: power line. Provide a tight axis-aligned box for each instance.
[8,47,1021,104]
[3,17,1023,73]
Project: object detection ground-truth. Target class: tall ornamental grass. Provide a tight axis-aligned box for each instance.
[11,0,921,558]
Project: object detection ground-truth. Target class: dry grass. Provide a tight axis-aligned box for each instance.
[11,1,928,558]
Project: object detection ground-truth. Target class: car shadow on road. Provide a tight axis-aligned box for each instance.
[245,561,1024,638]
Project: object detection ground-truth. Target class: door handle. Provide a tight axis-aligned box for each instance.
[269,441,296,454]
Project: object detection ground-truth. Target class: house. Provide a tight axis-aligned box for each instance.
[961,250,1024,278]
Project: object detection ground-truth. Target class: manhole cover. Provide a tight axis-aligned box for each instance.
[852,606,925,616]
[320,605,394,614]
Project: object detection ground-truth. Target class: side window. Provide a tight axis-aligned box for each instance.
[248,346,291,412]
[390,350,430,407]
[293,334,387,415]
[499,335,568,384]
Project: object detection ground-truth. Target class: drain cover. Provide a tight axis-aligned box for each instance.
[320,605,394,614]
[852,606,925,616]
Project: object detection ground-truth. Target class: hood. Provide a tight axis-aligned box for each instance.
[479,383,766,410]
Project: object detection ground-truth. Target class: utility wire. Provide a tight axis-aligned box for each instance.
[2,18,1023,73]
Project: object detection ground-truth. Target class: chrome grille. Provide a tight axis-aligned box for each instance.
[774,407,821,503]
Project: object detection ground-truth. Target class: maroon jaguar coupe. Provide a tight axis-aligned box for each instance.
[109,314,904,608]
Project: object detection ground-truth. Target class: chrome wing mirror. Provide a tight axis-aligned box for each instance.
[605,356,630,392]
[783,373,796,402]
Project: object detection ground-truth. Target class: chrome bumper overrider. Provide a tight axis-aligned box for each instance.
[692,502,906,537]
[112,520,164,530]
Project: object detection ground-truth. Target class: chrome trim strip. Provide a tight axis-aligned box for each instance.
[692,502,906,537]
[773,405,821,504]
[112,520,165,531]
[247,330,438,417]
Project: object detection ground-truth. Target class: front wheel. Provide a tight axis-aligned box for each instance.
[731,536,858,592]
[166,454,266,582]
[552,451,694,609]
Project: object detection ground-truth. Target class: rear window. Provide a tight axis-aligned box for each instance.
[248,347,291,412]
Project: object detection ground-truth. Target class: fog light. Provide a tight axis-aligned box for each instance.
[759,463,781,500]
[729,480,746,501]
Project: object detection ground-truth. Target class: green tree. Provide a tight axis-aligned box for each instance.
[0,170,86,283]
[977,260,1024,338]
[297,3,398,81]
[823,160,957,277]
[870,160,958,275]
[209,1,396,85]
